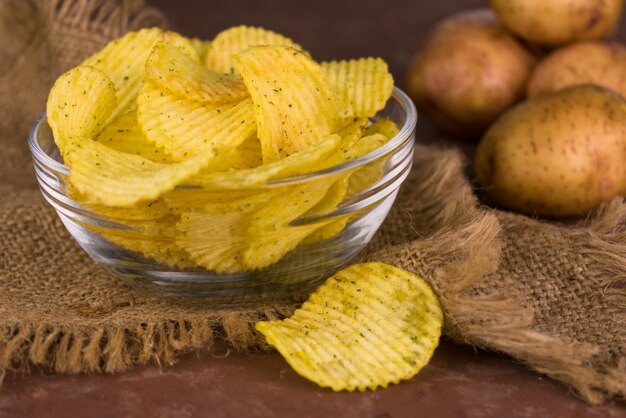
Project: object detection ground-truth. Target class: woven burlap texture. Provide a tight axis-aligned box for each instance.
[0,0,624,406]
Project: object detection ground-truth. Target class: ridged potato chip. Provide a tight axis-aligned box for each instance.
[146,42,248,104]
[83,28,198,121]
[95,110,174,163]
[256,263,443,391]
[137,78,256,161]
[233,46,337,162]
[322,58,394,119]
[205,25,304,73]
[46,65,116,154]
[64,137,217,207]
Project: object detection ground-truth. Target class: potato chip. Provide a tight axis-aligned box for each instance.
[205,25,304,73]
[186,135,341,189]
[233,46,337,162]
[322,58,394,119]
[146,42,248,104]
[46,65,116,154]
[95,110,174,163]
[256,263,443,391]
[64,137,217,207]
[364,118,399,139]
[137,78,256,161]
[83,28,198,121]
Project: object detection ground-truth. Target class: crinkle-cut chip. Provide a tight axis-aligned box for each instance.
[83,28,198,121]
[186,135,340,189]
[364,118,399,139]
[190,37,211,62]
[137,78,256,161]
[322,58,394,119]
[64,137,216,207]
[205,25,304,74]
[146,42,248,104]
[67,183,172,221]
[233,46,338,163]
[320,133,388,170]
[256,262,443,391]
[46,65,116,154]
[95,110,175,163]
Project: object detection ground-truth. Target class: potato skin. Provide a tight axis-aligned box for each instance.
[405,9,536,139]
[527,41,626,99]
[490,0,624,46]
[475,85,626,218]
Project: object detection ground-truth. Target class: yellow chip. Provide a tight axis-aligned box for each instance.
[364,118,399,139]
[205,25,304,73]
[46,65,116,154]
[146,42,248,104]
[233,46,337,162]
[137,78,256,161]
[95,110,174,163]
[322,58,394,119]
[256,263,443,391]
[83,28,199,121]
[186,135,340,189]
[64,137,217,207]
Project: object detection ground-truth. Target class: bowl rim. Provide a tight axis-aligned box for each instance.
[29,86,417,186]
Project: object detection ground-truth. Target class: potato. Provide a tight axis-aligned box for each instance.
[405,9,536,138]
[490,0,624,46]
[475,85,626,218]
[528,41,626,99]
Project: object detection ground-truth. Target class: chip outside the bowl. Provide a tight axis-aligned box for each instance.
[256,263,443,391]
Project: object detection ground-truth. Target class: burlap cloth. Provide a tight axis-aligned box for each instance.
[1,0,624,406]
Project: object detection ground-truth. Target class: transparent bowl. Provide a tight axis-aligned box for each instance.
[29,87,417,303]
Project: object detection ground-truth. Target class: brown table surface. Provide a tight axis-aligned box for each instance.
[3,1,626,417]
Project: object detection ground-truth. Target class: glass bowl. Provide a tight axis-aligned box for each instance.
[29,87,417,302]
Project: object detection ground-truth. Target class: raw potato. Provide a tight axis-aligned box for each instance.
[475,85,626,218]
[527,41,626,99]
[406,9,536,138]
[490,0,624,46]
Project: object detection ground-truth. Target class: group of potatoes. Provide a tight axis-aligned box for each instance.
[406,0,626,218]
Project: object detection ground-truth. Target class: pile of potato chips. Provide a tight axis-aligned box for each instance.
[46,26,397,273]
